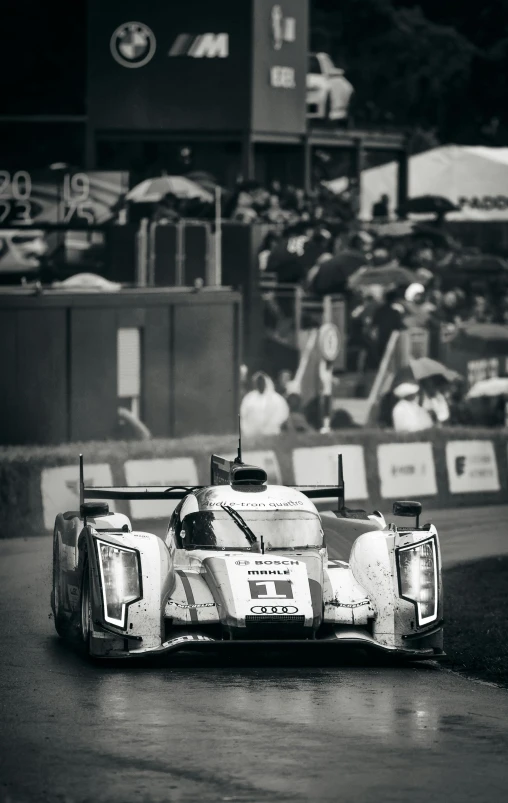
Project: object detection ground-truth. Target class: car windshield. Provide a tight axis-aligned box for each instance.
[180,510,323,551]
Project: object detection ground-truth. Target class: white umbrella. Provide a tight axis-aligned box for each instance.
[126,176,213,203]
[466,377,508,399]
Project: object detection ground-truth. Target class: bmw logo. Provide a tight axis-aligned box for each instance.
[110,21,156,69]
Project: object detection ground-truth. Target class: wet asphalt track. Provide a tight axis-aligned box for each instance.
[1,506,508,803]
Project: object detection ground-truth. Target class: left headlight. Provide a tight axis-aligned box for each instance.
[96,540,142,629]
[397,536,438,627]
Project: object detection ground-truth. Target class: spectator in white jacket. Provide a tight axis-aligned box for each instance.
[240,371,290,437]
[392,382,434,433]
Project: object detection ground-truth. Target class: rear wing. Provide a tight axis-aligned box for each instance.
[79,454,346,507]
[292,454,346,505]
[78,455,202,504]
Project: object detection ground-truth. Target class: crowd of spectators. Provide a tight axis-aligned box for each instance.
[144,175,508,434]
[255,210,508,372]
[144,177,358,231]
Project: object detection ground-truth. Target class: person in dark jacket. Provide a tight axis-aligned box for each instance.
[371,289,406,363]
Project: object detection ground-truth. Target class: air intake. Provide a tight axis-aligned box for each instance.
[230,464,267,486]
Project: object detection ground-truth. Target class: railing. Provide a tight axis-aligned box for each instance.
[332,328,431,427]
[260,272,346,370]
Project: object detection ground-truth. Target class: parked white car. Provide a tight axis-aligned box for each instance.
[306,52,354,122]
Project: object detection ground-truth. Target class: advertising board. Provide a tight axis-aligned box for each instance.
[0,169,128,228]
[377,443,437,499]
[87,0,308,135]
[446,440,500,494]
[292,445,368,500]
[124,458,199,520]
[87,0,250,132]
[251,0,308,135]
[41,464,113,531]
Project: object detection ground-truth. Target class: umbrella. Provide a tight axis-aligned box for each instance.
[448,255,508,274]
[186,170,218,185]
[451,323,508,356]
[349,264,415,290]
[126,176,213,204]
[466,377,508,399]
[185,171,227,197]
[394,358,462,388]
[411,223,460,248]
[402,195,459,215]
[309,254,361,295]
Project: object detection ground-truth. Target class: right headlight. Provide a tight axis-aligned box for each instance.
[397,536,438,627]
[95,540,142,629]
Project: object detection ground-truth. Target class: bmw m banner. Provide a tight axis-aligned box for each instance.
[87,0,308,135]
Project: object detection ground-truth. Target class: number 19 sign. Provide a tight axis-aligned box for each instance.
[0,170,127,226]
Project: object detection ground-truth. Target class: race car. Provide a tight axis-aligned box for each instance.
[51,451,444,660]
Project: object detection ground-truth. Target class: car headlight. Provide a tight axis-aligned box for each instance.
[96,540,142,629]
[397,536,438,627]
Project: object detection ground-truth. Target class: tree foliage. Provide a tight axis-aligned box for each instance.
[312,0,508,145]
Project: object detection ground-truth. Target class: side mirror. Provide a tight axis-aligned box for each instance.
[393,500,422,527]
[80,501,109,519]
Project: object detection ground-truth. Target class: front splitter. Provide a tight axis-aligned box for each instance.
[125,634,443,660]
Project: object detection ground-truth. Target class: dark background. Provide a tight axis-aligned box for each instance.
[2,0,508,166]
[87,0,252,132]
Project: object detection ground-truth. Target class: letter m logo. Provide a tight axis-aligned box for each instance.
[169,33,229,59]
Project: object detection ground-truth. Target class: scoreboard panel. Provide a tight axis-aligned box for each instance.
[0,171,129,227]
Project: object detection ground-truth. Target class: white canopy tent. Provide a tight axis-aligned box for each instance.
[327,145,508,221]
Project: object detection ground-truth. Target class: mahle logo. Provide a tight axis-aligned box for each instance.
[110,22,156,68]
[168,33,229,59]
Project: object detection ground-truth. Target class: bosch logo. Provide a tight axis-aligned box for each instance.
[110,22,156,69]
[235,560,249,566]
[250,606,298,614]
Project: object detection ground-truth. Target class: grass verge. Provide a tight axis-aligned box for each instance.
[443,556,508,687]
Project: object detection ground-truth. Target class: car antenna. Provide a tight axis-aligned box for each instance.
[338,454,345,514]
[79,453,86,525]
[235,414,243,464]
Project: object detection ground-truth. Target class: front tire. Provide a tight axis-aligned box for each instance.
[79,559,92,655]
[52,533,69,638]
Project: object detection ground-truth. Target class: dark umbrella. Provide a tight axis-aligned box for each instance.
[186,170,218,184]
[450,323,508,356]
[448,255,508,274]
[349,264,415,290]
[411,223,460,248]
[402,195,459,215]
[309,255,360,295]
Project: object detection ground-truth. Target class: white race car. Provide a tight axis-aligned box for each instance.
[306,52,354,122]
[51,452,444,660]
